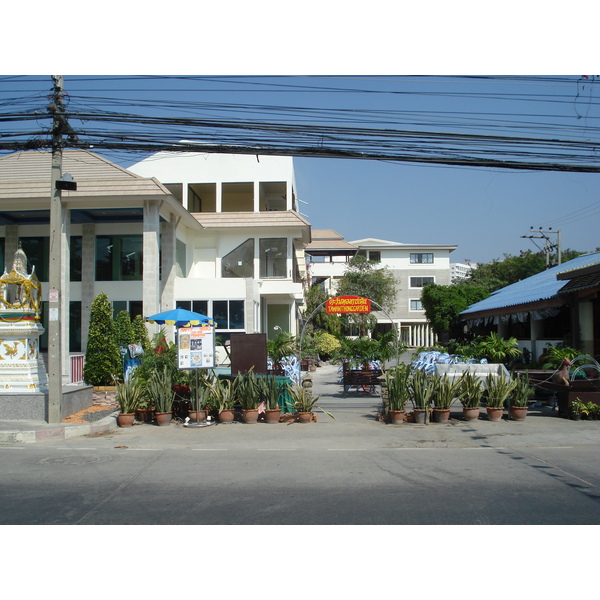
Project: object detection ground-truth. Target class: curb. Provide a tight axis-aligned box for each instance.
[0,411,119,445]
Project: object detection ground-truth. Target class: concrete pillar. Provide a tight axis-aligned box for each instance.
[4,225,18,270]
[530,316,544,360]
[61,210,70,378]
[254,181,260,212]
[160,215,177,343]
[216,182,222,212]
[143,200,161,327]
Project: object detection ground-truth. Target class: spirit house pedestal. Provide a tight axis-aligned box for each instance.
[0,245,48,393]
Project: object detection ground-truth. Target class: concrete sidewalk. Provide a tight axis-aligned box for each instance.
[1,362,598,447]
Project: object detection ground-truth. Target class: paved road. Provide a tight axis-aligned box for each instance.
[1,364,599,524]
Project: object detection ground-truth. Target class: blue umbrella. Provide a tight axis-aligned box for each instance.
[145,307,213,327]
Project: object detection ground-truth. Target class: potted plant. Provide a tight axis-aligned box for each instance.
[475,332,521,365]
[459,371,484,421]
[188,374,211,423]
[113,373,144,427]
[205,377,237,423]
[431,374,462,424]
[410,368,435,424]
[236,371,261,423]
[383,363,411,424]
[258,375,285,424]
[147,365,175,426]
[289,384,334,423]
[569,398,585,421]
[267,331,297,373]
[509,373,534,421]
[484,373,517,421]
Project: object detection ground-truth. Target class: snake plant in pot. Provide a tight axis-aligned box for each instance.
[114,373,144,427]
[289,384,334,423]
[236,371,261,423]
[431,374,462,423]
[509,373,534,421]
[459,371,484,421]
[258,375,285,423]
[147,365,175,426]
[383,363,411,424]
[410,368,435,424]
[205,377,237,422]
[484,373,517,421]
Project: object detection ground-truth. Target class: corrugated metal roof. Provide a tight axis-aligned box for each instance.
[461,252,600,316]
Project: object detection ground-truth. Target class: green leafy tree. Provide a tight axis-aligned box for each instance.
[421,281,490,339]
[304,284,341,336]
[336,254,397,336]
[470,249,583,292]
[83,292,122,386]
[131,314,151,350]
[114,310,134,347]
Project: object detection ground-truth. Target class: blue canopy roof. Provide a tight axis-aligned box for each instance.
[461,252,600,317]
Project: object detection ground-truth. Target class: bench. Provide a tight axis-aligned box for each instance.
[342,363,383,397]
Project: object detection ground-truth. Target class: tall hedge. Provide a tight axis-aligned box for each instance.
[83,292,122,386]
[131,314,151,351]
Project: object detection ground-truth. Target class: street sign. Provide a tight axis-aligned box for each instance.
[177,324,216,369]
[325,296,371,314]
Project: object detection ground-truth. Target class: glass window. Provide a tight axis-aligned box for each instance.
[69,301,82,352]
[70,236,82,282]
[19,237,49,281]
[260,238,287,278]
[0,237,4,271]
[222,238,254,278]
[368,251,381,263]
[410,253,433,264]
[410,299,423,310]
[410,276,434,288]
[96,235,143,281]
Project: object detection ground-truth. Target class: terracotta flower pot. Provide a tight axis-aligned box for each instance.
[509,406,528,421]
[462,406,480,421]
[218,408,235,423]
[486,406,504,422]
[388,410,405,425]
[432,408,451,424]
[188,410,206,423]
[297,411,312,423]
[117,413,135,427]
[242,409,259,424]
[265,409,281,424]
[154,411,172,426]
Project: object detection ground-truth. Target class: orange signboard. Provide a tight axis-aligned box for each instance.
[325,296,371,314]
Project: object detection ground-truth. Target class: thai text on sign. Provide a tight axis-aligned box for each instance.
[325,296,371,314]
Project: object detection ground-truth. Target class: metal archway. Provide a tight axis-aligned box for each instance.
[297,297,400,369]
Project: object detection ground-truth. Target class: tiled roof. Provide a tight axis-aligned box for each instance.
[461,252,600,316]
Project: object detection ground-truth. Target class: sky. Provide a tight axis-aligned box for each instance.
[2,73,598,266]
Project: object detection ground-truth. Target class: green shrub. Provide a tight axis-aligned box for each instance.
[83,292,122,386]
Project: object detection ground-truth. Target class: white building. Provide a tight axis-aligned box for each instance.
[127,151,310,342]
[450,261,477,281]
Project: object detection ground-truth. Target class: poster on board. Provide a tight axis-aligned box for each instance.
[177,324,216,369]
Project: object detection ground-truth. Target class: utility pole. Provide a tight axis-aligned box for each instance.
[47,76,78,423]
[521,227,562,268]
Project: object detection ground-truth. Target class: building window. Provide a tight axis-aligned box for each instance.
[19,237,49,281]
[222,238,255,278]
[0,237,4,270]
[357,250,381,263]
[410,253,433,264]
[112,300,143,320]
[410,276,434,288]
[70,236,82,282]
[96,235,143,281]
[410,299,423,311]
[260,238,287,278]
[177,299,244,330]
